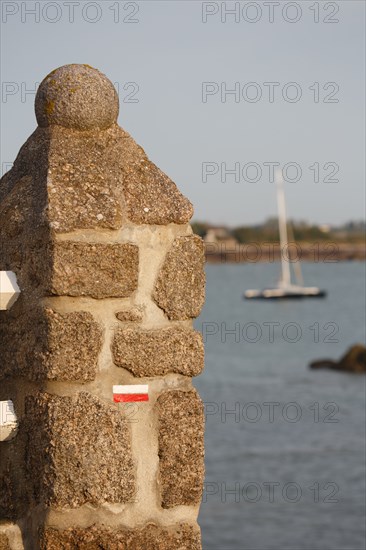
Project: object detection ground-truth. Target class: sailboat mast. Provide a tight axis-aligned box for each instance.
[287,220,304,286]
[276,169,291,287]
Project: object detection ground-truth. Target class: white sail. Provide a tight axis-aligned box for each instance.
[275,169,291,288]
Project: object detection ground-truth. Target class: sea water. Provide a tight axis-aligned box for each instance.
[195,261,366,550]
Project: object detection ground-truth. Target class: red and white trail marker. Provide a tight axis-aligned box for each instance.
[113,385,149,403]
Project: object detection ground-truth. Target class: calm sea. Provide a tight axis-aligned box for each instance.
[194,261,366,550]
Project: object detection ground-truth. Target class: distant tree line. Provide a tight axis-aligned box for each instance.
[191,219,366,243]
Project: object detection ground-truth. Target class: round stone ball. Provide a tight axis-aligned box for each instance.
[35,64,119,130]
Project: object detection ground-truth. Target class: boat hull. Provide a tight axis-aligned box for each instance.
[244,288,327,300]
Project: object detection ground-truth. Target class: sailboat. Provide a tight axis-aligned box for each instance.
[244,171,327,300]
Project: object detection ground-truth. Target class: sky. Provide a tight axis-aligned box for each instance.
[0,0,365,226]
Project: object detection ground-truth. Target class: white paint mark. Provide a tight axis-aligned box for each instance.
[113,385,148,394]
[0,271,21,310]
[0,401,18,442]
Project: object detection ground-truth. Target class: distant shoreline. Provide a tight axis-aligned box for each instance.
[205,241,366,263]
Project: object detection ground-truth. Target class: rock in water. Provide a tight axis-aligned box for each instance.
[310,344,366,373]
[338,344,366,373]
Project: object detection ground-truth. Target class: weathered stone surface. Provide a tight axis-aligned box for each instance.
[153,235,205,320]
[40,523,201,550]
[0,127,50,206]
[157,390,205,508]
[33,309,103,380]
[35,64,119,131]
[0,124,122,235]
[116,307,143,322]
[26,392,135,508]
[0,308,103,381]
[0,461,17,520]
[0,129,52,291]
[0,533,10,550]
[0,300,41,380]
[0,176,32,243]
[50,242,138,299]
[46,124,193,230]
[46,125,123,232]
[112,327,204,377]
[121,152,193,225]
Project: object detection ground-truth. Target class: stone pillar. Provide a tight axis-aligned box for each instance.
[0,64,205,550]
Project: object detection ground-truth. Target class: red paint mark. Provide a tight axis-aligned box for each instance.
[113,394,149,403]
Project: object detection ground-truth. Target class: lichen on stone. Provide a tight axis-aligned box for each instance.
[45,99,55,116]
